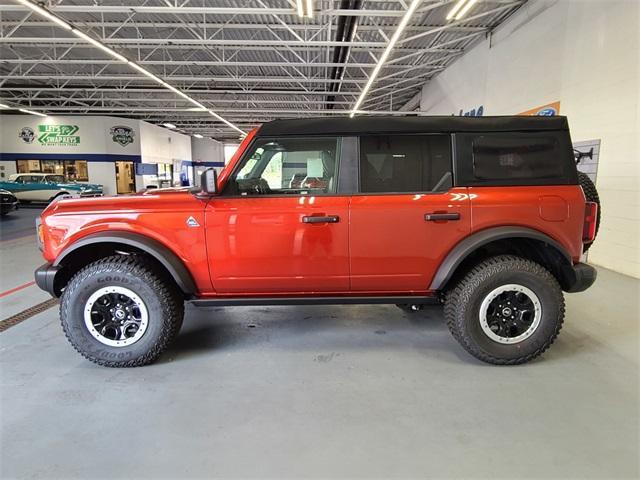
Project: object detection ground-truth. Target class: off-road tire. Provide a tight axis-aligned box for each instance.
[60,255,184,367]
[578,171,601,251]
[444,255,565,365]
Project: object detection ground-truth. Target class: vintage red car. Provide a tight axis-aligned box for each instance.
[35,116,599,367]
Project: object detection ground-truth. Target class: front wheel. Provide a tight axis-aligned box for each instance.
[61,255,184,367]
[444,255,565,365]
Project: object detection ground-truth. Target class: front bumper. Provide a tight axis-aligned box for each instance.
[565,262,597,293]
[0,200,18,214]
[34,263,61,297]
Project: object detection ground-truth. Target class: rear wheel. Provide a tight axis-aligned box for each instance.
[578,171,601,251]
[61,255,184,367]
[444,255,565,365]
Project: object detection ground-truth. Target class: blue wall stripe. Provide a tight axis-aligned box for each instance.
[182,160,225,168]
[1,152,142,162]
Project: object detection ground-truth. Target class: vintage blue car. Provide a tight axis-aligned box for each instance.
[0,173,103,202]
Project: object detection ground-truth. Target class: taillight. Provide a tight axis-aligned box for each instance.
[583,201,598,243]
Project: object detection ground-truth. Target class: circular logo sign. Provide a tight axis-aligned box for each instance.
[18,126,35,144]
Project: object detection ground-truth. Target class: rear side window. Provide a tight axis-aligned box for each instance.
[359,134,452,193]
[454,131,577,186]
[472,135,562,180]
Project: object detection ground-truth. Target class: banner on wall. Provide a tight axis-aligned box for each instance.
[518,101,561,116]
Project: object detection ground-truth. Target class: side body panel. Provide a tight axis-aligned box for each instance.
[205,196,350,293]
[349,187,472,291]
[468,185,586,261]
[40,191,213,292]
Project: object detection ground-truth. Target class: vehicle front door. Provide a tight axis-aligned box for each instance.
[205,136,350,294]
[349,134,471,292]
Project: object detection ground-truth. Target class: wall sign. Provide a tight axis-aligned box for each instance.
[110,125,135,147]
[518,101,561,116]
[35,124,80,146]
[18,127,36,144]
[457,105,484,117]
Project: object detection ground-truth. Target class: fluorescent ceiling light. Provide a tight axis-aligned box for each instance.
[455,0,478,19]
[19,108,47,117]
[72,29,128,62]
[14,0,247,136]
[296,0,312,18]
[14,0,72,30]
[0,103,10,109]
[186,107,208,112]
[193,134,204,139]
[349,0,421,118]
[163,123,177,129]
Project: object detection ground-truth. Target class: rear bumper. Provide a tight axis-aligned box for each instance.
[566,262,597,293]
[34,263,61,297]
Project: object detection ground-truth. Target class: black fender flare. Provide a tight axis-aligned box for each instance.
[429,226,572,291]
[54,231,197,294]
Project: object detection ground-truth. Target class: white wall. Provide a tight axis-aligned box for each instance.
[419,0,640,278]
[191,137,225,167]
[138,122,192,188]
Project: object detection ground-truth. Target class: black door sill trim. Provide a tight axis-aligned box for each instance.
[190,296,439,307]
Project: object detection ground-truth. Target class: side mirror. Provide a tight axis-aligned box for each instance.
[200,168,218,195]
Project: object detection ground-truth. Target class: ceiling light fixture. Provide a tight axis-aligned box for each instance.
[454,0,478,19]
[349,0,421,118]
[0,102,10,109]
[19,108,47,117]
[13,0,246,136]
[14,0,72,30]
[72,29,128,63]
[193,134,204,139]
[163,123,177,129]
[296,0,313,18]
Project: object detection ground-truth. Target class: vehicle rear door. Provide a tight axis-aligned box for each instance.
[349,134,471,292]
[205,136,350,294]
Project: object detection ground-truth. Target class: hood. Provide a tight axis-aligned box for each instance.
[43,187,200,216]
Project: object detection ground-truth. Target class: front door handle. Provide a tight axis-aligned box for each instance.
[425,212,460,221]
[302,215,340,224]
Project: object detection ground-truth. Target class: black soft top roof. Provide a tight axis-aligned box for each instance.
[257,115,569,137]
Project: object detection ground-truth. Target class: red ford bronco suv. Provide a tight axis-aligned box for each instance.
[35,116,599,367]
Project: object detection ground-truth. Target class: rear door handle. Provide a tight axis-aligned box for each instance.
[302,215,340,224]
[425,212,460,221]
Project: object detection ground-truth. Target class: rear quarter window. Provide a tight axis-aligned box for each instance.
[472,135,562,180]
[454,132,577,186]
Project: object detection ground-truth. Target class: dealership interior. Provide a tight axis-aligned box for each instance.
[0,0,638,478]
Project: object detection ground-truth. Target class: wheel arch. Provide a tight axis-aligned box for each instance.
[431,226,576,292]
[53,231,197,296]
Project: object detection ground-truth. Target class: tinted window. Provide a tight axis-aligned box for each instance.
[472,135,562,180]
[46,175,65,183]
[359,135,452,193]
[228,137,340,196]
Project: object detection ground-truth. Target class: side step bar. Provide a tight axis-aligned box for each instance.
[190,296,440,307]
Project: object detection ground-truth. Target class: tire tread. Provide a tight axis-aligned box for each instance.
[60,254,183,367]
[444,255,565,365]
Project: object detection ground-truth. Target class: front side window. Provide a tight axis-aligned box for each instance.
[359,134,452,193]
[227,137,340,196]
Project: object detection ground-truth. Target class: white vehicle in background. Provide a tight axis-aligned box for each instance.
[0,173,103,203]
